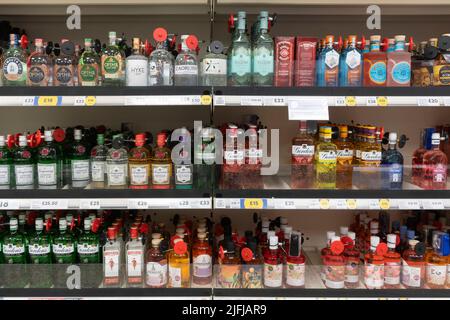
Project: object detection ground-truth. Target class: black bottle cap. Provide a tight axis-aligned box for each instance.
[94,39,102,54]
[438,34,450,51]
[225,239,235,252]
[244,230,253,239]
[53,43,61,57]
[209,40,224,54]
[414,241,426,256]
[61,41,75,56]
[111,136,124,149]
[289,233,300,257]
[424,45,439,60]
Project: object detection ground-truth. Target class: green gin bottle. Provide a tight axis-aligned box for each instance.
[28,217,52,287]
[1,34,27,86]
[252,12,274,86]
[78,38,100,86]
[228,13,252,86]
[69,129,90,189]
[2,218,28,288]
[13,135,35,189]
[78,218,102,288]
[0,135,13,189]
[37,130,62,189]
[101,32,125,86]
[53,218,76,288]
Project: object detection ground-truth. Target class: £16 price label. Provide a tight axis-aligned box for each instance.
[38,96,61,106]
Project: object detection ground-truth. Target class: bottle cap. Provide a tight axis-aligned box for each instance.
[130,226,139,239]
[289,233,301,257]
[156,133,166,147]
[389,132,397,144]
[327,231,336,240]
[325,35,334,43]
[269,235,279,247]
[185,35,198,51]
[197,227,206,234]
[35,38,44,47]
[348,231,356,241]
[340,226,349,236]
[262,220,270,228]
[74,129,82,140]
[35,218,44,230]
[407,230,415,240]
[152,238,162,247]
[439,233,450,256]
[153,27,168,42]
[370,235,380,247]
[387,234,397,249]
[197,232,207,240]
[135,133,146,147]
[84,218,91,229]
[209,40,224,54]
[109,31,117,38]
[9,218,18,227]
[330,236,344,255]
[44,130,52,142]
[107,227,117,240]
[0,136,5,146]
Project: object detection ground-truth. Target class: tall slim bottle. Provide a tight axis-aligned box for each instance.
[252,11,274,86]
[339,35,362,86]
[317,35,339,87]
[90,134,108,188]
[13,135,35,190]
[381,132,404,190]
[291,121,315,189]
[69,129,90,189]
[228,13,252,86]
[126,37,148,86]
[315,126,337,189]
[0,135,13,189]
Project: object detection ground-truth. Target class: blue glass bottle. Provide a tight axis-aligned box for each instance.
[317,35,339,87]
[339,35,362,87]
[381,132,404,190]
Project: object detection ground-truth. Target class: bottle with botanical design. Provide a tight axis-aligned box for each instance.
[343,231,360,288]
[151,133,172,189]
[13,135,35,189]
[69,129,90,188]
[90,134,108,188]
[145,238,168,288]
[27,38,51,86]
[363,35,387,87]
[364,236,385,289]
[37,130,62,189]
[339,35,362,86]
[2,218,28,288]
[315,126,337,189]
[28,217,52,288]
[2,34,27,86]
[192,232,212,285]
[324,236,346,289]
[241,237,263,288]
[101,31,125,86]
[129,134,151,189]
[78,38,100,86]
[263,235,283,288]
[218,239,241,288]
[0,135,13,189]
[317,35,340,87]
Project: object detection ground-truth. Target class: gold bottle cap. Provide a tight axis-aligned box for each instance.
[370,35,381,42]
[132,37,141,50]
[394,35,406,42]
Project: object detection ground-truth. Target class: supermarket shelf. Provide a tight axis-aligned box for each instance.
[0,87,212,107]
[213,86,450,107]
[0,188,212,210]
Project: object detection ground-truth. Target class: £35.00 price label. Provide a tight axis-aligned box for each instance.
[32,199,68,210]
[0,200,19,210]
[398,200,421,210]
[242,198,265,209]
[81,199,101,209]
[417,97,440,107]
[37,96,61,106]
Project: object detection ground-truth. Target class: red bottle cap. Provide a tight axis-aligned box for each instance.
[170,234,181,247]
[92,218,101,233]
[185,35,198,51]
[219,245,225,260]
[376,242,388,256]
[153,27,168,42]
[139,223,149,235]
[330,240,344,255]
[340,236,354,248]
[107,227,116,240]
[45,218,52,232]
[130,227,139,239]
[6,135,15,148]
[156,133,166,147]
[228,14,235,33]
[20,34,28,49]
[395,234,401,246]
[135,133,146,147]
[408,36,414,51]
[174,240,188,255]
[241,247,254,262]
[144,39,153,56]
[53,128,65,142]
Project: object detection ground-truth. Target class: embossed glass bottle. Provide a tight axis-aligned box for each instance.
[252,11,274,86]
[78,38,100,86]
[27,38,51,86]
[126,37,148,86]
[149,27,174,86]
[101,31,125,86]
[228,13,251,86]
[174,35,199,86]
[1,34,27,86]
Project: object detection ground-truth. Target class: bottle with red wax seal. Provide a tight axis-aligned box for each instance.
[263,235,283,288]
[218,240,241,288]
[320,231,336,282]
[324,236,346,289]
[192,232,212,285]
[285,231,306,288]
[151,132,172,189]
[174,34,199,86]
[343,231,360,288]
[145,238,168,288]
[291,121,315,189]
[401,239,426,288]
[103,227,122,287]
[241,237,263,288]
[126,226,144,287]
[383,233,402,289]
[364,236,385,289]
[168,238,190,288]
[129,133,151,189]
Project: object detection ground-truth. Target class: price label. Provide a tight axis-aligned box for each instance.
[241,96,263,106]
[125,96,147,106]
[366,96,378,106]
[368,199,380,210]
[243,198,264,209]
[0,200,19,210]
[319,199,330,209]
[32,199,68,210]
[200,95,212,106]
[417,97,440,107]
[81,199,101,210]
[38,96,61,106]
[23,96,36,106]
[422,200,444,210]
[134,200,149,209]
[308,199,321,209]
[230,199,241,209]
[332,199,348,210]
[399,200,421,210]
[376,96,388,107]
[178,200,190,209]
[288,98,329,120]
[379,199,390,210]
[345,96,357,107]
[346,199,357,209]
[443,98,450,107]
[85,96,96,106]
[198,199,211,208]
[268,97,286,106]
[74,96,86,106]
[278,200,296,209]
[335,97,346,106]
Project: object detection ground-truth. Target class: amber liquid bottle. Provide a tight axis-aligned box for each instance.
[129,133,151,189]
[425,233,449,289]
[335,125,354,189]
[218,240,241,288]
[168,239,190,288]
[151,132,172,189]
[401,240,426,289]
[192,232,212,286]
[383,234,401,289]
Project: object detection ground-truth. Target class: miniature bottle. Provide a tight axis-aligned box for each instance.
[106,135,128,188]
[339,35,362,86]
[90,134,108,188]
[402,239,426,288]
[363,35,387,87]
[0,136,13,189]
[145,238,168,288]
[383,233,402,289]
[364,236,385,289]
[192,232,212,286]
[68,129,90,189]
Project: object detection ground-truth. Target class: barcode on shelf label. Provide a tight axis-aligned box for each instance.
[368,199,380,210]
[267,97,286,106]
[215,199,226,209]
[422,200,444,210]
[443,98,450,107]
[214,96,226,106]
[22,96,36,106]
[335,97,346,106]
[125,96,147,106]
[0,200,19,210]
[241,96,263,106]
[366,97,378,106]
[417,97,440,107]
[80,200,101,210]
[32,199,68,210]
[398,200,421,210]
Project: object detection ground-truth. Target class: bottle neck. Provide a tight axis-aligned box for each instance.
[109,37,116,46]
[395,41,406,52]
[370,41,380,52]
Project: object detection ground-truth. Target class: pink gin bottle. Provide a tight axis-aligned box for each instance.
[422,133,448,190]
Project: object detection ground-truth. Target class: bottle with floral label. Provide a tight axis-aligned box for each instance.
[192,232,212,285]
[343,231,360,288]
[422,132,448,190]
[291,121,315,189]
[201,40,227,86]
[27,38,51,86]
[168,238,190,288]
[101,31,125,86]
[106,135,128,188]
[78,38,100,86]
[145,238,168,288]
[241,238,263,288]
[149,27,174,86]
[285,231,306,288]
[317,35,340,87]
[324,236,346,289]
[69,129,90,189]
[339,35,362,86]
[174,128,193,189]
[103,227,122,287]
[54,39,76,86]
[401,239,426,288]
[364,236,385,289]
[151,133,172,189]
[387,35,411,87]
[0,135,13,189]
[218,239,241,288]
[252,11,274,86]
[315,126,337,189]
[126,226,144,287]
[174,35,199,86]
[383,233,401,289]
[126,37,148,86]
[425,232,449,289]
[77,218,100,264]
[335,125,354,189]
[2,34,27,86]
[28,217,52,288]
[90,134,108,188]
[2,218,28,288]
[37,130,62,189]
[363,35,387,87]
[13,135,35,190]
[381,132,404,190]
[263,236,282,288]
[228,12,252,86]
[129,134,151,189]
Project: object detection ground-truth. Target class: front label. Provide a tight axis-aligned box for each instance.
[102,55,122,79]
[231,47,251,76]
[224,150,244,162]
[71,160,90,181]
[77,244,99,255]
[3,57,27,81]
[79,64,98,86]
[0,165,11,185]
[15,164,34,186]
[318,151,337,162]
[432,164,447,183]
[346,50,361,69]
[337,149,354,159]
[127,249,144,278]
[241,265,263,288]
[126,60,148,86]
[202,58,227,75]
[37,163,57,185]
[104,249,120,277]
[384,261,401,285]
[107,164,127,186]
[174,65,198,76]
[29,244,51,256]
[369,61,387,85]
[401,259,422,287]
[292,145,315,156]
[361,151,382,161]
[130,164,149,185]
[3,243,25,256]
[325,265,345,289]
[426,264,447,286]
[53,243,75,255]
[325,50,340,69]
[168,266,182,287]
[193,254,212,278]
[146,261,167,287]
[175,165,192,184]
[91,161,106,182]
[263,263,283,287]
[253,47,274,76]
[364,263,384,288]
[388,163,403,183]
[219,265,241,288]
[391,61,411,84]
[286,262,306,287]
[55,65,74,85]
[152,164,171,185]
[28,65,48,85]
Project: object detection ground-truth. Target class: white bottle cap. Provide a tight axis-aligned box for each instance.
[331,236,341,243]
[44,130,52,142]
[74,129,82,140]
[19,135,27,146]
[340,226,349,236]
[432,132,441,142]
[269,236,278,247]
[389,132,397,144]
[197,232,207,240]
[409,239,419,247]
[370,236,380,248]
[152,239,161,246]
[10,218,18,227]
[348,231,356,241]
[197,227,206,234]
[370,221,379,233]
[327,231,336,240]
[175,228,184,235]
[284,226,293,236]
[0,136,5,146]
[261,227,269,233]
[59,218,67,229]
[152,233,161,239]
[387,234,397,249]
[35,218,44,230]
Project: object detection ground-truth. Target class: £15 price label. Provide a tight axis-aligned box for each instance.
[38,96,61,106]
[243,198,265,209]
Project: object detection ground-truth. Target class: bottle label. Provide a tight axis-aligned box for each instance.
[104,249,120,277]
[246,148,263,159]
[0,165,10,185]
[28,65,48,85]
[253,47,274,77]
[401,259,423,287]
[37,163,57,185]
[14,164,34,186]
[175,165,192,184]
[337,149,354,160]
[202,58,227,75]
[356,149,361,159]
[149,61,172,85]
[28,244,51,255]
[369,61,387,85]
[91,161,106,182]
[388,163,403,183]
[263,263,283,287]
[174,65,198,76]
[53,243,75,255]
[384,261,401,285]
[432,164,447,183]
[325,50,339,69]
[426,264,447,286]
[345,50,361,69]
[126,249,143,278]
[77,244,99,255]
[126,60,148,86]
[364,263,384,288]
[318,151,337,162]
[361,151,382,161]
[241,265,263,288]
[168,265,182,287]
[292,145,314,156]
[107,163,127,186]
[3,57,27,81]
[79,64,98,86]
[391,61,411,84]
[3,243,25,255]
[130,164,149,185]
[224,150,245,162]
[102,55,122,79]
[146,261,168,287]
[345,259,360,283]
[55,65,74,85]
[219,265,241,288]
[152,164,171,185]
[71,160,90,181]
[325,265,345,288]
[231,47,251,76]
[193,254,212,278]
[286,262,306,287]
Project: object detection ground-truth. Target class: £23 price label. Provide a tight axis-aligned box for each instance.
[335,97,346,106]
[81,200,101,209]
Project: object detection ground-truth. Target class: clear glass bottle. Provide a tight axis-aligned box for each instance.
[90,134,108,188]
[317,35,340,87]
[101,31,125,86]
[0,135,14,189]
[228,12,252,86]
[364,236,384,289]
[149,27,174,86]
[252,11,274,86]
[339,35,362,86]
[174,129,193,189]
[129,133,151,189]
[402,239,426,288]
[145,238,168,288]
[69,129,90,189]
[359,127,382,189]
[2,218,27,288]
[126,37,148,86]
[27,38,51,86]
[78,38,100,86]
[425,232,449,289]
[174,35,199,86]
[1,34,27,86]
[168,238,190,288]
[291,121,315,189]
[381,132,404,190]
[125,226,144,287]
[37,130,62,189]
[422,132,448,190]
[103,227,122,287]
[201,40,227,86]
[315,126,337,189]
[13,135,35,190]
[53,39,76,86]
[106,135,129,188]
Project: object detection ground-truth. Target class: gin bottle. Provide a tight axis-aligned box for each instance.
[101,31,125,86]
[28,217,52,288]
[149,27,174,86]
[53,39,76,86]
[103,227,122,287]
[52,218,76,287]
[0,135,13,189]
[126,37,148,86]
[78,38,100,86]
[422,132,448,190]
[77,218,100,264]
[338,35,362,86]
[106,135,128,188]
[315,126,337,189]
[228,13,251,86]
[252,11,274,86]
[1,34,27,86]
[2,218,28,288]
[37,130,62,189]
[151,132,172,189]
[174,128,193,189]
[128,133,151,188]
[126,226,144,287]
[13,135,35,190]
[174,35,199,86]
[27,38,51,86]
[317,35,340,87]
[69,129,90,189]
[381,132,404,190]
[90,134,109,188]
[201,40,227,86]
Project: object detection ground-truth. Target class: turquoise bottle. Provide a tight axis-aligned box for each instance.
[228,12,252,86]
[339,35,362,86]
[317,35,340,87]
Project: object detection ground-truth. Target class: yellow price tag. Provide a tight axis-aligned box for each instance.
[201,95,212,106]
[377,96,388,107]
[346,199,357,209]
[85,96,96,106]
[38,96,59,106]
[244,198,264,209]
[379,199,390,210]
[345,96,356,107]
[320,199,330,209]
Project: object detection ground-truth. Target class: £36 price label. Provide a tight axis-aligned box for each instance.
[38,96,61,106]
[243,198,264,209]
